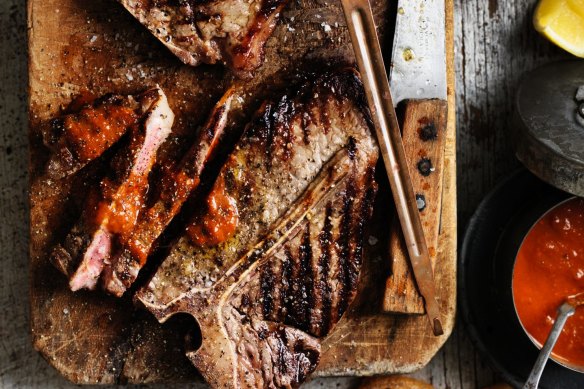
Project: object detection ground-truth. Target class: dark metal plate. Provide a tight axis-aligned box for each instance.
[514,60,584,196]
[459,169,584,389]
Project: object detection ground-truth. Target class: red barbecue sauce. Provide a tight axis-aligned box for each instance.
[513,198,584,368]
[95,176,147,240]
[64,103,138,162]
[187,176,239,247]
[67,100,141,241]
[127,170,201,266]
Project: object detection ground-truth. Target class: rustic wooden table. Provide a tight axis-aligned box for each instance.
[0,0,569,387]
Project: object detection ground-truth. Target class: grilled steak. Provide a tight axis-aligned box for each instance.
[118,0,289,76]
[42,93,141,179]
[136,70,379,388]
[50,87,174,290]
[101,89,235,296]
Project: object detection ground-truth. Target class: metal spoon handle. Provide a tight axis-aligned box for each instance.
[523,302,575,389]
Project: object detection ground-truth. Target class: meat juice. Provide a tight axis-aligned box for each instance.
[513,197,584,368]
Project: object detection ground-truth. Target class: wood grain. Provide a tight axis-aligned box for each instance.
[383,99,448,314]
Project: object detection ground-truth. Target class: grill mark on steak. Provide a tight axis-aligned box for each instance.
[49,88,174,291]
[256,102,276,170]
[273,96,295,162]
[318,204,333,334]
[101,88,235,296]
[249,96,296,171]
[301,112,311,146]
[260,264,274,318]
[280,248,294,320]
[118,0,289,76]
[293,224,313,333]
[336,175,357,318]
[136,69,379,389]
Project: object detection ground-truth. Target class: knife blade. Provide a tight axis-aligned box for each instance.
[384,0,448,326]
[339,0,444,336]
[390,0,447,105]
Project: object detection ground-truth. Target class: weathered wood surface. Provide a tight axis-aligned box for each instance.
[0,0,570,389]
[408,0,570,387]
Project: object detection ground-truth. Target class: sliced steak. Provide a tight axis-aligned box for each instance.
[101,89,235,296]
[42,93,141,179]
[136,70,379,388]
[118,0,289,76]
[50,87,174,291]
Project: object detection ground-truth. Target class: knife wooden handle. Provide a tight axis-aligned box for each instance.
[383,99,448,314]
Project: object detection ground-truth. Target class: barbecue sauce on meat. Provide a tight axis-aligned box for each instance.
[94,175,148,241]
[187,176,239,247]
[127,171,202,266]
[61,103,138,162]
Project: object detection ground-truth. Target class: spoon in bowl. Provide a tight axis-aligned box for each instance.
[523,291,584,389]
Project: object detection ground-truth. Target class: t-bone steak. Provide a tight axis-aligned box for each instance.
[136,69,379,388]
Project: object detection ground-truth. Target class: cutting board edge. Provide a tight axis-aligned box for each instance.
[27,0,456,382]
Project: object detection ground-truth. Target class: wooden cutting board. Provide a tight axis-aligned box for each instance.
[28,0,456,384]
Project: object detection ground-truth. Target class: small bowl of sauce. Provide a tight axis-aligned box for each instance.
[513,197,584,372]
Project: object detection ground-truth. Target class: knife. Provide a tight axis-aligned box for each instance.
[340,0,445,336]
[383,0,449,317]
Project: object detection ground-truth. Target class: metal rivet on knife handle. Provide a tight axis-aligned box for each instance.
[340,0,443,336]
[419,123,438,141]
[417,158,433,177]
[415,194,426,211]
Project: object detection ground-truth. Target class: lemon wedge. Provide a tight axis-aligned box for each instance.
[534,0,584,58]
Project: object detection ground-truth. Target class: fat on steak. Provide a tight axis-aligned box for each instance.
[136,70,379,388]
[118,0,289,76]
[101,89,235,296]
[50,87,174,290]
[42,93,141,179]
